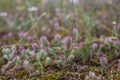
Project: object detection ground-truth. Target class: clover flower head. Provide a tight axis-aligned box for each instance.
[40,36,50,48]
[54,34,61,41]
[62,36,73,51]
[72,28,79,36]
[92,43,98,50]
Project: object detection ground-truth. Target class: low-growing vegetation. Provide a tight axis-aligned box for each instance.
[0,0,120,80]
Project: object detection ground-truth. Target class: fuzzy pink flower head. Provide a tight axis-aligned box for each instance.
[92,43,98,50]
[54,34,61,41]
[32,42,38,47]
[113,39,120,45]
[54,21,60,30]
[105,37,113,44]
[23,60,30,68]
[99,42,105,48]
[27,35,37,41]
[76,43,83,49]
[72,28,79,36]
[18,45,25,50]
[27,36,34,41]
[11,49,17,56]
[31,42,38,50]
[1,61,12,73]
[99,54,109,69]
[41,27,51,35]
[88,71,101,80]
[5,61,12,69]
[13,56,20,62]
[62,36,73,51]
[7,32,13,37]
[21,49,25,54]
[18,32,27,38]
[40,36,50,48]
[118,59,120,70]
[18,45,25,54]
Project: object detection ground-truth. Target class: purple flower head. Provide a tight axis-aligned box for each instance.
[113,39,120,45]
[92,43,98,50]
[18,32,27,38]
[31,42,38,49]
[54,21,60,30]
[23,60,30,68]
[88,71,101,80]
[76,43,83,49]
[27,36,34,41]
[18,45,25,50]
[5,61,12,68]
[118,59,120,70]
[72,28,79,36]
[1,61,12,72]
[40,36,50,48]
[105,37,113,44]
[26,35,37,42]
[11,49,17,57]
[18,45,25,55]
[12,56,20,63]
[118,59,120,62]
[62,36,73,51]
[104,37,118,44]
[54,34,61,41]
[99,42,105,48]
[102,13,108,19]
[99,54,110,69]
[7,32,13,37]
[21,49,25,54]
[41,27,51,35]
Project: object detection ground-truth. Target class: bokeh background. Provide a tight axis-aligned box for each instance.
[0,0,120,43]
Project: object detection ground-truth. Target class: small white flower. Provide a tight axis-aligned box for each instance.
[92,43,98,50]
[16,56,20,61]
[0,12,8,17]
[69,0,79,4]
[112,21,116,25]
[27,6,38,12]
[3,55,8,59]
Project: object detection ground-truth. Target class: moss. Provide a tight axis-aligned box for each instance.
[0,76,5,79]
[44,73,60,80]
[16,70,28,78]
